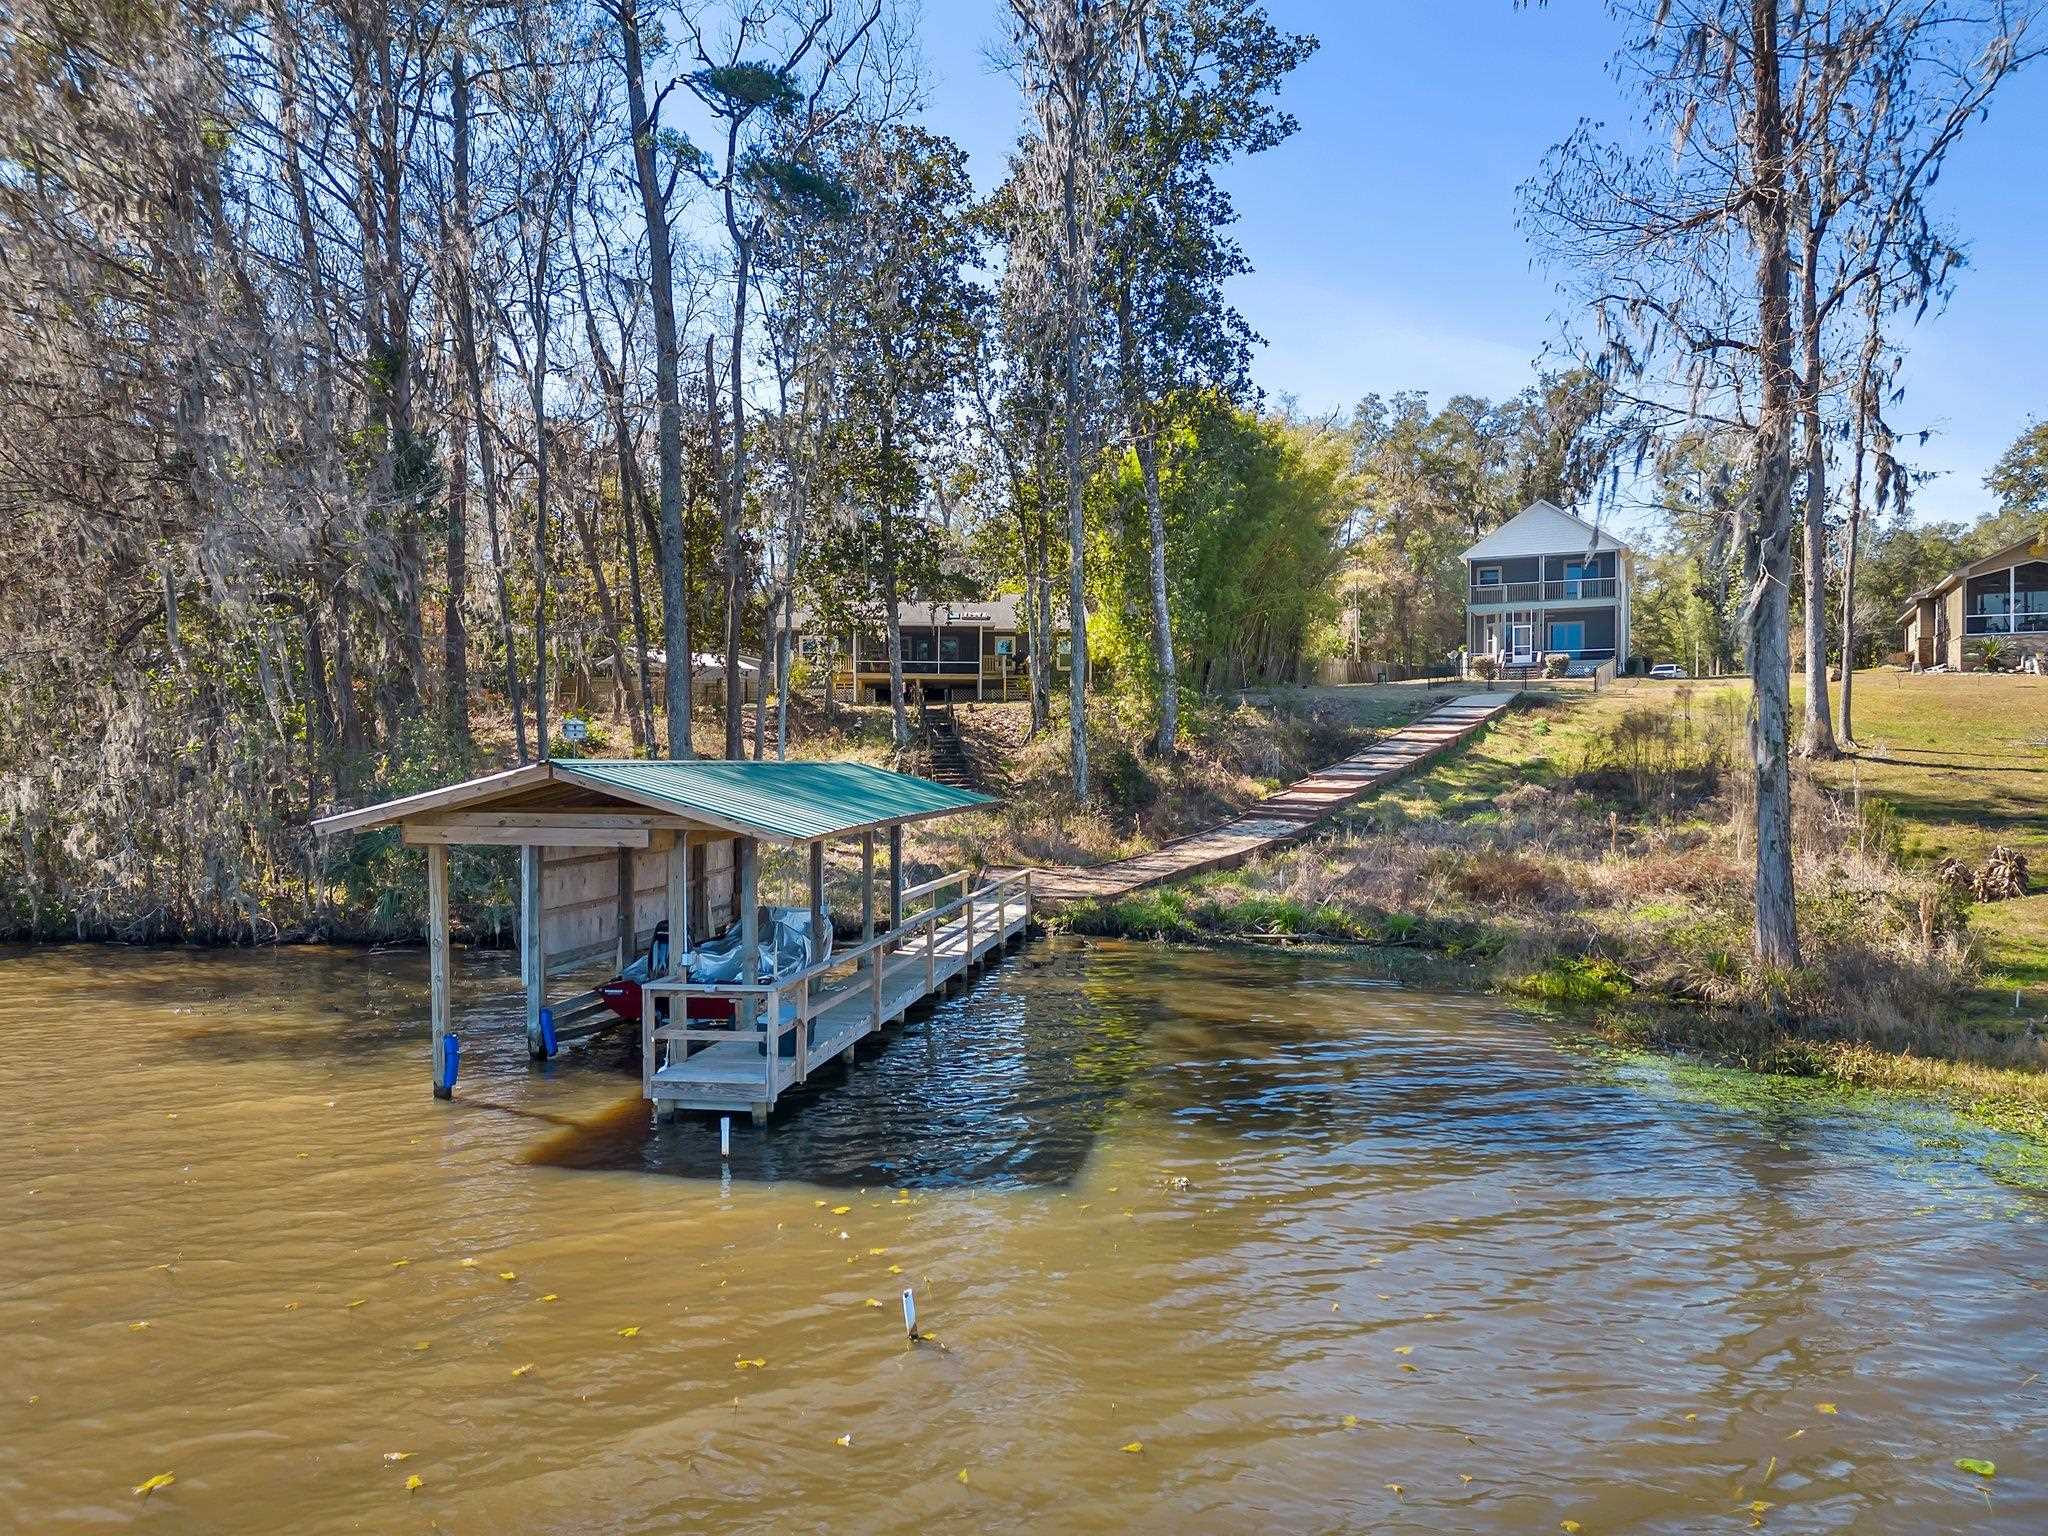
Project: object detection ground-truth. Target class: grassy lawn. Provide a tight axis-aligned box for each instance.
[1789,671,2048,1015]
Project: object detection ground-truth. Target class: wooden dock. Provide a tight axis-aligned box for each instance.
[641,870,1032,1122]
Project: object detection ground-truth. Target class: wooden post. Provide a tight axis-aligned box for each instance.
[520,843,544,1058]
[887,824,903,942]
[667,835,689,974]
[739,837,762,1107]
[427,843,451,1099]
[614,847,633,970]
[860,830,875,947]
[808,839,826,963]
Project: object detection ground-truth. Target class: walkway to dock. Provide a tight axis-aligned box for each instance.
[1021,690,1518,911]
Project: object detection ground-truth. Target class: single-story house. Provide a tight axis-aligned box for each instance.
[1898,525,2048,671]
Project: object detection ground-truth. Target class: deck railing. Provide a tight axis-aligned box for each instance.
[640,868,1033,1102]
[1469,577,1618,605]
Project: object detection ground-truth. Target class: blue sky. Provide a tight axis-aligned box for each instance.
[915,0,2048,533]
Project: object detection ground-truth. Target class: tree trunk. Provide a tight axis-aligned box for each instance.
[1061,148,1090,804]
[443,342,470,743]
[1744,0,1802,974]
[1137,428,1178,757]
[618,0,692,758]
[451,53,525,761]
[774,586,794,760]
[1796,184,1837,759]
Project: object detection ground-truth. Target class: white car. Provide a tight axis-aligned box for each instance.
[1649,663,1688,680]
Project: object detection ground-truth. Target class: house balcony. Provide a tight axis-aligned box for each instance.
[1963,612,2048,636]
[1470,577,1618,607]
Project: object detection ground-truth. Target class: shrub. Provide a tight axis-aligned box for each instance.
[1471,654,1500,681]
[1543,652,1571,678]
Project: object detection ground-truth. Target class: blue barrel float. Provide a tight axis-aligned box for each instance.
[434,1033,460,1099]
[540,1006,558,1058]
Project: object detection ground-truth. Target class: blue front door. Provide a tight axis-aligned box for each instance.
[1548,622,1584,655]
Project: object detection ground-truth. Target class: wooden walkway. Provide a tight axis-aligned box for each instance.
[642,875,1031,1120]
[1021,691,1518,910]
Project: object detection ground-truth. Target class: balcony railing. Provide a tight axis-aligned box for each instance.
[1963,612,2048,636]
[1470,577,1618,605]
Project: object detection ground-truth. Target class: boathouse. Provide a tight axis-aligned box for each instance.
[312,760,1028,1123]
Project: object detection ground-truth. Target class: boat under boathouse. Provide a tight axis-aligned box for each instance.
[312,759,1030,1124]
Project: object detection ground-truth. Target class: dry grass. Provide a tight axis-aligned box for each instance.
[1064,684,2048,1083]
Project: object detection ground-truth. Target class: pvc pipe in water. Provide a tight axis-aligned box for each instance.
[720,1116,731,1158]
[901,1287,917,1337]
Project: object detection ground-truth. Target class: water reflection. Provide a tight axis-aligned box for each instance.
[2,939,2043,1534]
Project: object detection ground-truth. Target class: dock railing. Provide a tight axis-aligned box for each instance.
[641,868,1032,1102]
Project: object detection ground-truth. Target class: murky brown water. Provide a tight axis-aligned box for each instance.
[3,939,2043,1532]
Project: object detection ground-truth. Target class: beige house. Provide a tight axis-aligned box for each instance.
[1898,525,2048,671]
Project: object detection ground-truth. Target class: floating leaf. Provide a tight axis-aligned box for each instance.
[617,1326,640,1338]
[412,1341,431,1352]
[511,1363,534,1378]
[1955,1458,1996,1478]
[129,1321,150,1332]
[498,1271,517,1282]
[888,1265,903,1275]
[284,1301,300,1311]
[735,1357,767,1369]
[347,1298,366,1309]
[1748,1501,1772,1514]
[1817,1403,1838,1415]
[405,1474,423,1493]
[1393,1345,1413,1356]
[391,1259,409,1269]
[834,1433,853,1447]
[864,1298,883,1308]
[133,1472,175,1497]
[1683,1412,1697,1422]
[1459,1474,1474,1484]
[1386,1482,1404,1496]
[957,1468,970,1485]
[814,1199,827,1207]
[1560,1523,1581,1535]
[831,1206,851,1216]
[868,1248,887,1256]
[1342,1415,1359,1429]
[540,1294,559,1303]
[383,1452,411,1462]
[1399,1364,1418,1373]
[1121,1442,1143,1454]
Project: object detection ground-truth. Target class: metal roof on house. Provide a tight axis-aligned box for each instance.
[1461,500,1629,562]
[313,758,995,843]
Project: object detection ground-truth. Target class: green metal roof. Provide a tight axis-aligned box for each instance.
[555,758,994,842]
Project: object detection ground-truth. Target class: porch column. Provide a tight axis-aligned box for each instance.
[520,844,544,1058]
[427,843,451,1099]
[738,838,762,1108]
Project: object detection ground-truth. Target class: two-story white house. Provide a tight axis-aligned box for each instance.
[1463,500,1633,676]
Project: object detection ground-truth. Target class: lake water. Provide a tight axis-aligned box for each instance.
[2,938,2042,1531]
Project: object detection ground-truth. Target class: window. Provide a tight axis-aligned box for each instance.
[993,636,1015,656]
[1548,621,1585,654]
[1475,565,1502,587]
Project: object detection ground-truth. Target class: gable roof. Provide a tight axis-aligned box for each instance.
[1898,524,2048,620]
[313,759,994,844]
[1462,500,1629,562]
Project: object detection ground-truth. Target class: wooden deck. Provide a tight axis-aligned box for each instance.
[641,873,1031,1121]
